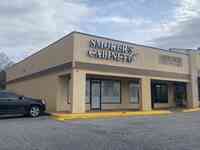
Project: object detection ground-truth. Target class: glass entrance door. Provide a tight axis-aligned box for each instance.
[175,83,187,107]
[91,80,101,110]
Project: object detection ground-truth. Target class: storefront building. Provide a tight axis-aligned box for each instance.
[5,31,200,113]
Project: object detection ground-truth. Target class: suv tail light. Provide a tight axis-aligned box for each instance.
[42,100,46,105]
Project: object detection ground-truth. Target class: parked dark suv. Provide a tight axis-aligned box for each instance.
[0,91,46,117]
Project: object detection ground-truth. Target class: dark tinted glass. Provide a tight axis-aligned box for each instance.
[0,92,18,99]
[153,84,168,103]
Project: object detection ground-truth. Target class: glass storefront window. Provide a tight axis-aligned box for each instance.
[86,79,90,103]
[129,82,140,104]
[152,83,168,103]
[101,80,121,103]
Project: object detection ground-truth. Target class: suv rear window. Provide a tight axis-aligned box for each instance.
[0,92,18,99]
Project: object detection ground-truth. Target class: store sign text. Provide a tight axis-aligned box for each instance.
[159,55,182,67]
[88,39,137,63]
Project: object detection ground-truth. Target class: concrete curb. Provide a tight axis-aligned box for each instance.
[50,108,200,122]
[50,110,172,121]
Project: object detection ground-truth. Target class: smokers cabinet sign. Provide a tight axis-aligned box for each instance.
[88,39,137,63]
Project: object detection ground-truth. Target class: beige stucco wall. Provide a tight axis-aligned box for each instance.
[6,33,74,112]
[6,33,74,82]
[70,69,86,113]
[7,70,72,112]
[56,75,71,112]
[196,52,200,70]
[73,32,189,75]
[187,51,200,108]
[7,73,57,112]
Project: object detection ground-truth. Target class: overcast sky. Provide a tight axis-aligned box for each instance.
[1,0,200,62]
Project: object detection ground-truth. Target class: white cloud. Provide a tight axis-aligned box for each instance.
[89,16,152,26]
[175,0,200,21]
[0,0,92,61]
[151,0,200,49]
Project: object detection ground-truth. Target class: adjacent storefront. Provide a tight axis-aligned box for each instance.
[5,31,200,113]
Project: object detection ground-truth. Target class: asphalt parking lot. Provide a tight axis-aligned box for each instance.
[1,112,200,150]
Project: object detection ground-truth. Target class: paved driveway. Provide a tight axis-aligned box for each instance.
[1,112,200,150]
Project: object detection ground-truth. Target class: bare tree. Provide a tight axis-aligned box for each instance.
[0,52,13,89]
[0,52,13,71]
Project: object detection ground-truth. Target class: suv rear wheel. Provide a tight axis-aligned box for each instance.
[29,106,40,117]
